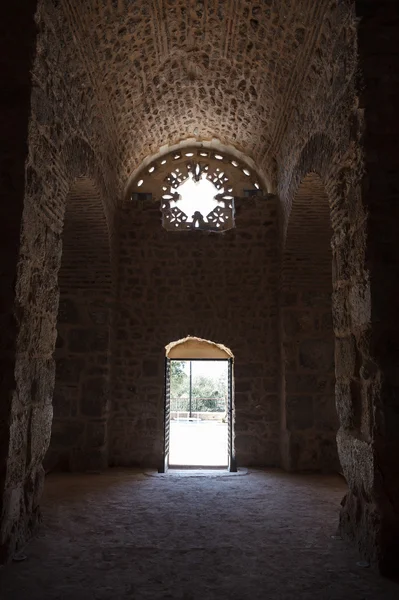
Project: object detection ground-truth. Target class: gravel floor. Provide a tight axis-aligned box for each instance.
[0,468,398,600]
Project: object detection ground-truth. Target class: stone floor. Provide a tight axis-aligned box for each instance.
[0,469,398,600]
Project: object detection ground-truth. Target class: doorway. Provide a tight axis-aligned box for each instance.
[160,337,236,472]
[169,359,228,467]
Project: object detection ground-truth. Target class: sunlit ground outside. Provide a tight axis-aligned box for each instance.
[169,420,228,467]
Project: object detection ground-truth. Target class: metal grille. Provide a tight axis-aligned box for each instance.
[170,397,226,413]
[228,358,237,472]
[159,357,171,473]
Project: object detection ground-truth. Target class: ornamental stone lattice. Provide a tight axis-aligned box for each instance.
[130,147,263,232]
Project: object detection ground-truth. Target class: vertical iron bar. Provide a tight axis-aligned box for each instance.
[189,360,192,419]
[228,358,237,472]
[159,357,170,473]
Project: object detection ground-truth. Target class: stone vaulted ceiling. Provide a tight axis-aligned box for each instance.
[62,0,333,190]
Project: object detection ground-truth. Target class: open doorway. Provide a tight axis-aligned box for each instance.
[160,337,236,472]
[169,359,228,467]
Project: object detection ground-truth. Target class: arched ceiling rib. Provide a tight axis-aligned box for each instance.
[62,0,336,190]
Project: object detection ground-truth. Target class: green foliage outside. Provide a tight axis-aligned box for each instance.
[170,360,228,412]
[170,360,187,388]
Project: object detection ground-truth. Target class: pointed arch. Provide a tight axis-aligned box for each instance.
[281,173,339,472]
[46,176,112,472]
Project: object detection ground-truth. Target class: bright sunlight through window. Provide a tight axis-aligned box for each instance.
[170,173,222,223]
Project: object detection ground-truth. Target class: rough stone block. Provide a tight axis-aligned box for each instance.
[332,287,350,335]
[57,298,79,323]
[234,380,252,393]
[349,279,371,330]
[335,382,354,430]
[70,447,107,472]
[262,395,280,422]
[55,331,65,349]
[283,309,313,336]
[292,435,320,471]
[52,390,72,418]
[234,434,260,456]
[68,329,92,353]
[238,363,265,378]
[88,304,109,325]
[286,396,314,430]
[89,330,109,352]
[143,359,160,377]
[50,420,85,448]
[301,290,331,308]
[319,436,340,472]
[80,378,108,417]
[314,394,339,431]
[321,311,333,332]
[299,338,334,371]
[56,357,85,383]
[281,291,298,306]
[286,373,329,394]
[334,335,356,380]
[86,421,107,448]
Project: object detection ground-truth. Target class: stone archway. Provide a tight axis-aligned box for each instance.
[45,177,112,472]
[281,173,339,472]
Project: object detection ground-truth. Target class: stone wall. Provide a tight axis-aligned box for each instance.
[111,196,280,468]
[339,0,399,576]
[0,0,40,564]
[0,0,118,561]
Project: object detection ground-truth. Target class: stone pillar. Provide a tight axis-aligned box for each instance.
[338,1,399,575]
[0,1,39,562]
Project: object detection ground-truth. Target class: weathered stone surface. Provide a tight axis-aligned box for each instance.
[80,379,108,417]
[85,422,107,448]
[69,447,108,472]
[142,359,160,378]
[285,374,331,395]
[55,358,85,384]
[50,421,85,449]
[286,397,314,431]
[301,291,332,309]
[88,304,109,326]
[283,310,314,336]
[299,339,334,371]
[68,329,95,353]
[314,395,339,432]
[334,335,356,380]
[57,299,79,324]
[52,391,71,419]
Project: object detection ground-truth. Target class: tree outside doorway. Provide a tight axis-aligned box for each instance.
[170,360,228,416]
